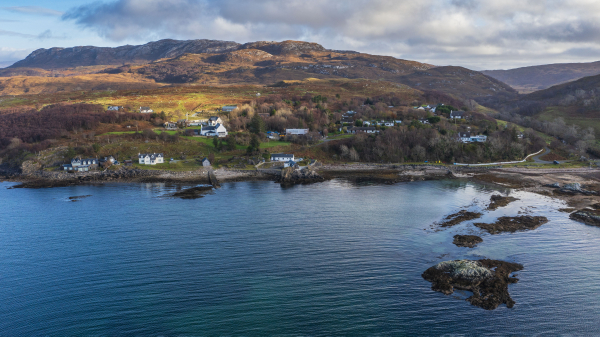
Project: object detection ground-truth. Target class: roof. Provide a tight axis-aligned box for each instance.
[201,157,210,162]
[140,106,151,110]
[271,153,294,158]
[139,153,163,158]
[459,132,471,137]
[451,110,466,116]
[209,116,220,121]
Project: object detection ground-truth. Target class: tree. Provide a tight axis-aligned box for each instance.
[208,152,215,164]
[226,136,237,151]
[65,147,76,159]
[427,116,441,124]
[247,134,261,154]
[249,114,266,134]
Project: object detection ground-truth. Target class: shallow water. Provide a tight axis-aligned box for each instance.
[1,179,599,335]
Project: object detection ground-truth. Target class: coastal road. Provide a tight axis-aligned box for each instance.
[531,147,553,164]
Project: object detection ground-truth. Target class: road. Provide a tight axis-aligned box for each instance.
[531,147,553,164]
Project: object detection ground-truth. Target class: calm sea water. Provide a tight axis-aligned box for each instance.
[1,179,599,336]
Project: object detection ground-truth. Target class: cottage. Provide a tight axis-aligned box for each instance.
[197,123,228,137]
[458,132,487,143]
[164,122,177,130]
[140,107,154,113]
[419,119,430,124]
[362,121,371,126]
[383,121,394,127]
[107,106,123,111]
[271,153,295,162]
[450,110,466,119]
[346,110,357,115]
[138,153,164,165]
[188,119,207,126]
[222,105,238,113]
[285,129,309,135]
[394,120,402,124]
[208,116,224,126]
[200,157,211,167]
[63,157,98,171]
[349,127,379,134]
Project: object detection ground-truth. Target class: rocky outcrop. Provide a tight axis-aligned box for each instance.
[422,259,524,310]
[474,216,549,234]
[488,194,519,210]
[452,235,483,248]
[173,186,213,199]
[438,210,482,228]
[278,167,325,186]
[569,209,600,226]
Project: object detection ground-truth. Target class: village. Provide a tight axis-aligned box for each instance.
[60,97,533,174]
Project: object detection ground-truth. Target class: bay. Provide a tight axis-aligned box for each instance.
[1,179,599,336]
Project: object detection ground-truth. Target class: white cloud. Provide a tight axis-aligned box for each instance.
[0,47,32,68]
[53,0,600,69]
[2,6,63,16]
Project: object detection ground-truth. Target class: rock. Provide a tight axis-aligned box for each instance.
[474,216,549,234]
[488,194,519,210]
[278,166,325,186]
[545,183,560,188]
[68,195,91,202]
[452,235,483,248]
[569,209,600,227]
[563,183,582,191]
[422,259,524,310]
[173,186,213,199]
[438,210,482,228]
[208,170,220,188]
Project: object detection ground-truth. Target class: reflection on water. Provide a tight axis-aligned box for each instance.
[0,179,599,336]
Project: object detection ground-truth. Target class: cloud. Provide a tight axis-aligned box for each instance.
[61,0,600,69]
[2,6,63,16]
[0,29,36,38]
[0,47,32,68]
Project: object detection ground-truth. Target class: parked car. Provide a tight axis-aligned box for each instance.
[553,160,560,164]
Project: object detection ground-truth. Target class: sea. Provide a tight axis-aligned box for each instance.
[1,179,599,336]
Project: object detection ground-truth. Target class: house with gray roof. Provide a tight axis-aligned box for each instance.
[138,153,164,165]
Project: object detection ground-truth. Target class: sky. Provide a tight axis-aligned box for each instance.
[1,0,600,70]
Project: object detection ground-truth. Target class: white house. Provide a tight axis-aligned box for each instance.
[383,121,394,127]
[271,153,295,162]
[419,119,430,124]
[138,153,164,165]
[107,106,123,111]
[362,121,371,126]
[394,120,403,124]
[458,132,487,143]
[285,129,309,135]
[208,116,223,126]
[140,107,154,113]
[198,123,228,137]
[284,160,298,168]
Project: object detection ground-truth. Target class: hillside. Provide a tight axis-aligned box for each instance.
[482,61,600,93]
[478,73,600,133]
[0,38,518,101]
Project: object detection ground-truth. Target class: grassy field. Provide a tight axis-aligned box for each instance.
[537,106,600,134]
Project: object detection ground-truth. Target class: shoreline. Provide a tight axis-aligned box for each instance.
[3,165,600,209]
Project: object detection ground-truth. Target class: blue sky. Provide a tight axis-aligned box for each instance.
[2,0,600,70]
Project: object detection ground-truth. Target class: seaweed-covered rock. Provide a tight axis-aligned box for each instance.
[474,216,549,234]
[570,209,600,227]
[488,194,519,210]
[438,210,482,228]
[173,186,213,199]
[452,235,483,248]
[422,259,524,310]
